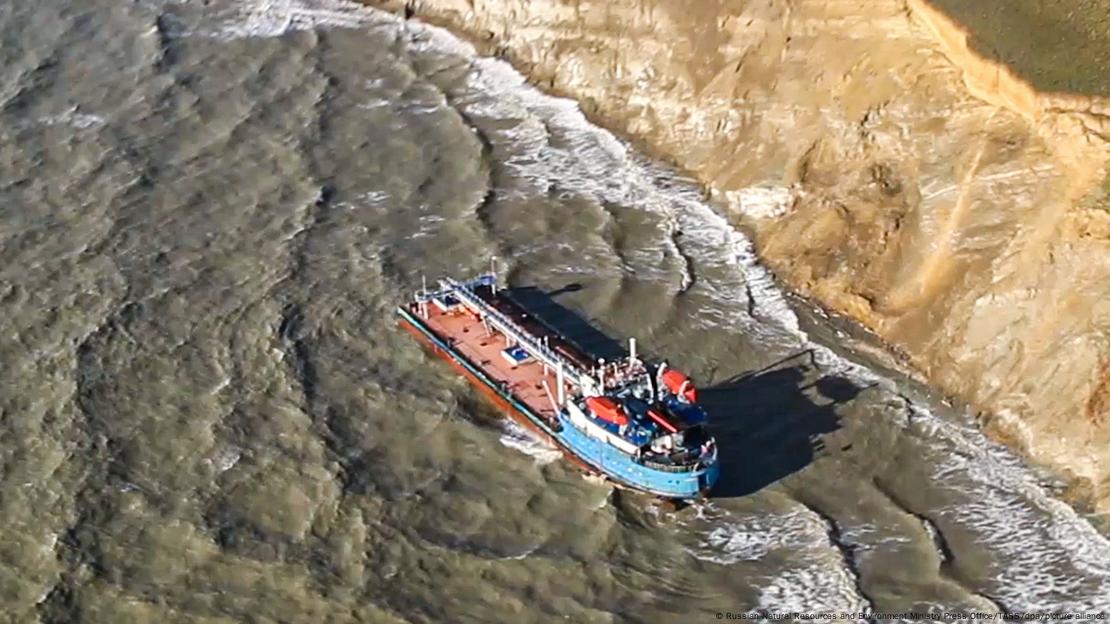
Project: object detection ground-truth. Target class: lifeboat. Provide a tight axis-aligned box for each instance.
[661,368,698,403]
[585,395,629,426]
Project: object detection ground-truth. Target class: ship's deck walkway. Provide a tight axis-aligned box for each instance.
[421,305,563,421]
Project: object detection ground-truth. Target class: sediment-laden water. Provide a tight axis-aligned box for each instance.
[1,1,1108,622]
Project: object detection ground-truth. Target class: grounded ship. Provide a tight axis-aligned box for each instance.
[397,272,719,500]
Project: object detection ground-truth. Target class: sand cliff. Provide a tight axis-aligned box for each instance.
[366,0,1110,510]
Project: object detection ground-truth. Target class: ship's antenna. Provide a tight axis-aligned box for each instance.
[556,361,565,404]
[628,338,637,365]
[420,274,428,318]
[490,256,498,295]
[598,358,606,390]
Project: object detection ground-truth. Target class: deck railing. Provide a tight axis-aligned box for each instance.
[639,456,709,473]
[423,277,597,394]
[451,279,591,381]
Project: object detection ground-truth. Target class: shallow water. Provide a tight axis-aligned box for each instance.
[1,1,1108,622]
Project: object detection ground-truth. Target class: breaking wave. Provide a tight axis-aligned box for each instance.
[157,0,375,41]
[497,420,562,466]
[689,502,872,616]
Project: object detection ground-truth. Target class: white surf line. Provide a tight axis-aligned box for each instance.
[226,0,372,38]
[922,413,1110,610]
[167,0,376,41]
[688,502,872,617]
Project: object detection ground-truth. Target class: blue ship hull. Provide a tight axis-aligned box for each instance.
[555,410,720,499]
[399,307,719,500]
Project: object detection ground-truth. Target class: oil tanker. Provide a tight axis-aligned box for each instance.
[397,272,719,500]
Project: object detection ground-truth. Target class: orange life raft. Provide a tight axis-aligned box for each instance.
[585,396,629,426]
[661,369,698,403]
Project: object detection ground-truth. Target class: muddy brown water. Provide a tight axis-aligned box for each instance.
[1,1,1108,622]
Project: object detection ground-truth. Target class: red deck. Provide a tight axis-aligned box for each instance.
[405,303,568,424]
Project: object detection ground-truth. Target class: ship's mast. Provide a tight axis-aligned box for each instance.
[556,361,566,404]
[418,274,429,318]
[655,361,667,401]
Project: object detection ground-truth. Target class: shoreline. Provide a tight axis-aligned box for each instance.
[362,0,1110,515]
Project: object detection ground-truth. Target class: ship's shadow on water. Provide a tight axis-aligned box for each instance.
[701,352,861,498]
[504,285,628,362]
